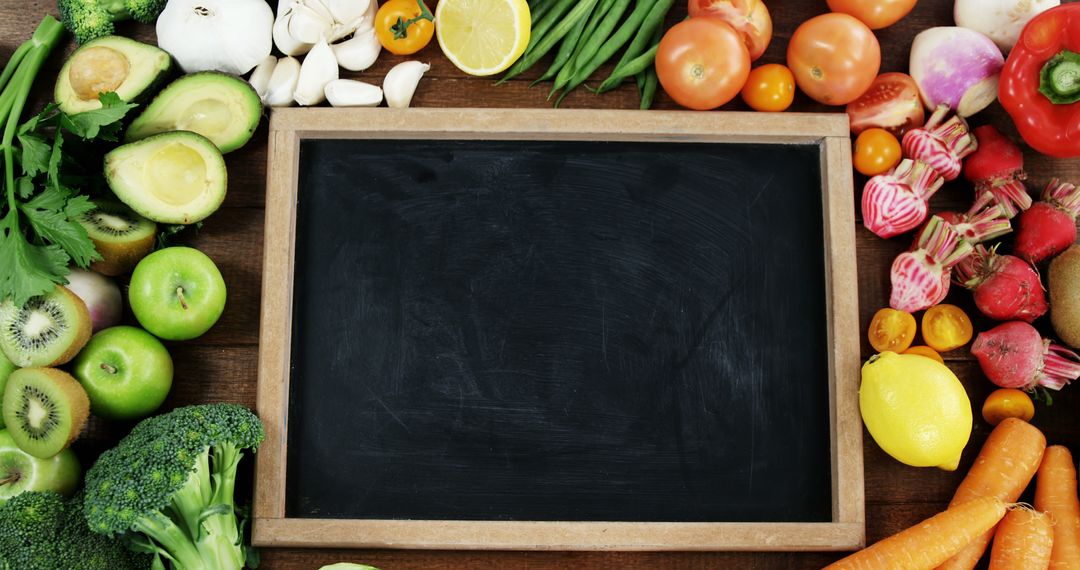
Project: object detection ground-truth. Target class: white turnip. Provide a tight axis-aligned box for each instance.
[954,0,1060,52]
[910,27,1004,117]
[65,269,122,333]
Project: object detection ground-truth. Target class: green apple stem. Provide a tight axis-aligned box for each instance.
[0,473,19,486]
[176,286,189,310]
[100,363,117,374]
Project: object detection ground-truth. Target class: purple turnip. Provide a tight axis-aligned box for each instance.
[909,27,1005,117]
[65,269,122,333]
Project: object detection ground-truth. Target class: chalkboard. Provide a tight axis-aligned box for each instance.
[254,109,864,551]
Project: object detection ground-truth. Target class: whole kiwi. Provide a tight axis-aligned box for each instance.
[1050,245,1080,349]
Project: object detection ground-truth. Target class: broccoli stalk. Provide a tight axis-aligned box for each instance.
[85,404,265,570]
[57,0,168,44]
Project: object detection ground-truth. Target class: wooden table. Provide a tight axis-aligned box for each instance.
[4,0,1079,567]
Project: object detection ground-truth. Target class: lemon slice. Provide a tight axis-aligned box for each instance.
[435,0,531,76]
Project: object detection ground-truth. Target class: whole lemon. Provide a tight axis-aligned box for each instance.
[860,351,972,470]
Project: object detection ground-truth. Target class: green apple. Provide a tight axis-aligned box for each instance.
[0,429,80,505]
[129,247,227,341]
[73,326,173,420]
[0,351,14,429]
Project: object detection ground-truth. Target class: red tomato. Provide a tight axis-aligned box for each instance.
[846,72,925,137]
[656,18,751,111]
[826,0,918,30]
[787,13,881,106]
[687,0,773,61]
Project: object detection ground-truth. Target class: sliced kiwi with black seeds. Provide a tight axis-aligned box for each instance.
[0,285,91,368]
[78,200,156,276]
[1,368,90,459]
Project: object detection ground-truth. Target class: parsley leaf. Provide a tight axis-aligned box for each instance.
[59,92,137,140]
[0,211,70,306]
[20,189,100,268]
[16,133,50,176]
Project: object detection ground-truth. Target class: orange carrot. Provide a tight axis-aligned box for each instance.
[988,508,1054,570]
[937,417,1047,570]
[1035,445,1080,570]
[824,497,1007,570]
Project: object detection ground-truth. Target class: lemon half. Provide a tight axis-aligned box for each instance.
[435,0,531,76]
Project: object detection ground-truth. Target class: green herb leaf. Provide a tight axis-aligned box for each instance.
[46,130,64,195]
[16,132,50,176]
[63,194,96,219]
[0,211,70,305]
[14,176,34,199]
[20,188,100,268]
[1039,49,1080,105]
[59,92,137,140]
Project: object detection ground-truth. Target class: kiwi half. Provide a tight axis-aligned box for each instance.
[0,286,91,368]
[1,368,90,459]
[78,200,157,276]
[0,351,14,429]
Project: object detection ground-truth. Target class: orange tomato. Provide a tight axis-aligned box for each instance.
[787,13,881,105]
[853,128,902,175]
[656,18,751,111]
[375,0,435,55]
[922,304,974,352]
[741,64,795,112]
[982,388,1035,426]
[903,345,944,364]
[868,307,917,353]
[687,0,773,61]
[826,0,918,30]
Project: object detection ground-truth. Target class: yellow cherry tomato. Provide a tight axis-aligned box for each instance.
[740,63,795,112]
[922,304,974,352]
[902,345,944,364]
[981,388,1035,426]
[868,307,917,353]
[853,127,902,176]
[376,0,435,55]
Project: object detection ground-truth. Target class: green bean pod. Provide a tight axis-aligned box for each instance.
[596,44,658,93]
[551,0,632,95]
[640,66,658,110]
[504,0,599,82]
[612,0,673,76]
[532,6,591,85]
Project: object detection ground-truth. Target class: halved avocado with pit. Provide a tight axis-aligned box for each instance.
[105,131,227,225]
[55,36,172,116]
[125,72,262,154]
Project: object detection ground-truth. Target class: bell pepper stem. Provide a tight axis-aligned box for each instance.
[1039,49,1080,104]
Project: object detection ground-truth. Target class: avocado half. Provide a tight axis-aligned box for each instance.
[125,72,262,154]
[105,131,227,225]
[55,36,172,116]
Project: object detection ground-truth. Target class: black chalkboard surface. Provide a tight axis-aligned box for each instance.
[284,138,833,524]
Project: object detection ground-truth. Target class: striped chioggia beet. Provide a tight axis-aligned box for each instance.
[955,244,1048,323]
[972,321,1080,390]
[963,125,1032,218]
[901,104,978,181]
[862,158,945,239]
[936,191,1014,246]
[1014,179,1080,264]
[890,215,974,312]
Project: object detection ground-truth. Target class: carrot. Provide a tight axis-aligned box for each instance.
[988,507,1054,570]
[937,417,1047,570]
[1035,445,1080,570]
[824,497,1007,570]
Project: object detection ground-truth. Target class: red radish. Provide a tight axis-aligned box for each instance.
[972,321,1080,390]
[890,215,973,312]
[963,125,1032,219]
[936,191,1013,246]
[862,158,944,239]
[1014,179,1080,264]
[902,104,978,181]
[955,244,1048,323]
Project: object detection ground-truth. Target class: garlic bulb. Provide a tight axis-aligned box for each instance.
[326,0,372,29]
[288,2,335,44]
[249,56,278,100]
[383,61,429,109]
[325,79,383,107]
[274,0,314,56]
[265,56,301,107]
[333,27,381,71]
[294,39,339,106]
[157,0,274,75]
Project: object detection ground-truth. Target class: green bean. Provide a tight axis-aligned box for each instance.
[640,65,658,110]
[555,0,659,106]
[635,71,646,98]
[498,0,577,83]
[596,44,658,93]
[599,0,672,91]
[531,7,590,86]
[550,0,631,96]
[503,0,599,82]
[530,0,553,26]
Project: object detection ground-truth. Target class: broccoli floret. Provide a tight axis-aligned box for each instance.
[57,0,168,44]
[84,404,266,570]
[0,490,149,570]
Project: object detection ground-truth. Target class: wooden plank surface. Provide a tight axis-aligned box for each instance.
[3,0,1079,567]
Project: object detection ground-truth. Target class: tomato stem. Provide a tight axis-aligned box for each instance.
[390,0,434,40]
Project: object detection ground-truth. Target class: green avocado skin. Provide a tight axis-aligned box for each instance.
[55,36,173,116]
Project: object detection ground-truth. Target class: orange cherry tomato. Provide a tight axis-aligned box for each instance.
[922,304,974,352]
[656,18,751,111]
[903,345,944,364]
[375,0,435,55]
[981,388,1035,426]
[741,64,795,112]
[826,0,918,30]
[868,307,917,353]
[687,0,773,61]
[853,128,902,176]
[787,13,881,105]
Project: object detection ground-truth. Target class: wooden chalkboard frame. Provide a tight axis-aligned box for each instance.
[253,108,864,551]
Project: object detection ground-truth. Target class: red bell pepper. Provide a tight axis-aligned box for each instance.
[999,4,1080,158]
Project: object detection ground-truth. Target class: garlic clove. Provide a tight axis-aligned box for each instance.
[325,79,383,107]
[383,61,429,109]
[249,55,278,100]
[288,2,335,44]
[326,0,371,26]
[265,56,301,106]
[294,39,339,106]
[274,5,314,56]
[299,0,336,25]
[332,27,381,71]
